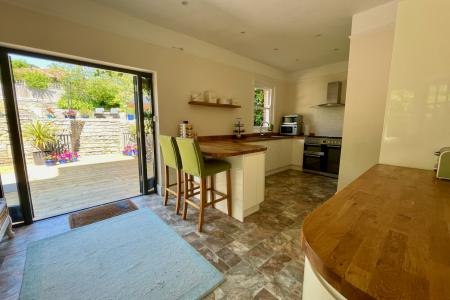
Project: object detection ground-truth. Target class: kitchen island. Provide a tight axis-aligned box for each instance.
[198,139,267,221]
[301,164,450,300]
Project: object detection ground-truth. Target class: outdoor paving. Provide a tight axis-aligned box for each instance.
[4,156,144,219]
[0,169,337,299]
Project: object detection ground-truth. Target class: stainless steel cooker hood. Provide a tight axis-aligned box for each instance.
[317,81,344,107]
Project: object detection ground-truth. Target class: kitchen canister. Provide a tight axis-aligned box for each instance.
[179,121,194,138]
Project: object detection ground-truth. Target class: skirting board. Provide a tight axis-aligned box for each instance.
[244,204,260,218]
[266,165,302,176]
[158,165,303,193]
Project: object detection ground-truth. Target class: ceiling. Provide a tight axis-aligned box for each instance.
[91,0,393,72]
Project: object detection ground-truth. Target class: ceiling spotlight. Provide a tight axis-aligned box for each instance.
[181,1,189,5]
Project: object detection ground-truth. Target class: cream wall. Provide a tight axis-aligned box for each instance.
[0,3,288,138]
[337,2,397,191]
[379,0,450,170]
[287,62,348,136]
[0,3,289,184]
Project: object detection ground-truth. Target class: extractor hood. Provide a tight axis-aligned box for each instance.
[317,81,344,107]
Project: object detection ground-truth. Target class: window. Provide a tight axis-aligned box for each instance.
[253,86,273,127]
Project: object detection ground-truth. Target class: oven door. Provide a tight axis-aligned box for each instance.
[303,142,325,172]
[303,152,323,172]
[326,145,341,175]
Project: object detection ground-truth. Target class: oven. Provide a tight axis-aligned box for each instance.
[303,136,341,178]
[326,145,341,175]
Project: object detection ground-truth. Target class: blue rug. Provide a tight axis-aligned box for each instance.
[20,208,224,300]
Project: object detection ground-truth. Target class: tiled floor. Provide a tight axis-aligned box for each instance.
[0,170,337,300]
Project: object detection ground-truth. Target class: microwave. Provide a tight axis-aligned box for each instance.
[280,124,299,135]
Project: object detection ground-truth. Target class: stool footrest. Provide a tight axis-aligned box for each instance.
[185,199,200,209]
[184,189,228,210]
[166,188,178,196]
[207,196,227,206]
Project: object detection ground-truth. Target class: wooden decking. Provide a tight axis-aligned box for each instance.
[5,158,145,219]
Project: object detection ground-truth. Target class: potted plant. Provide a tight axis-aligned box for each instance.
[44,153,57,166]
[46,107,56,119]
[57,153,67,164]
[126,107,135,120]
[63,109,77,119]
[79,107,91,119]
[23,121,57,165]
[122,144,138,156]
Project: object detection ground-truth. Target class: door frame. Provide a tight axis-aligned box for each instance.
[0,46,158,225]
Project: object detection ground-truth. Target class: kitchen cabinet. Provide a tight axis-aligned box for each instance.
[249,138,304,175]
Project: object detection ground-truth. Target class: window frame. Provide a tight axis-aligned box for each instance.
[253,81,275,130]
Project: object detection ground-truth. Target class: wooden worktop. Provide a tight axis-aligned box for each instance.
[199,140,267,158]
[301,164,450,300]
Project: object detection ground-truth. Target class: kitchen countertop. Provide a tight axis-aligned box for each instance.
[198,134,304,158]
[301,164,450,299]
[199,140,267,158]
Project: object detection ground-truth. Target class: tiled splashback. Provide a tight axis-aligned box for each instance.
[311,106,345,137]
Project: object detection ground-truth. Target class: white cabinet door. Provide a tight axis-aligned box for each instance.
[249,139,305,174]
[291,139,304,168]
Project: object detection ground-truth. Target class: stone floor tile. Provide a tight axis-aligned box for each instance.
[216,247,241,268]
[242,243,274,268]
[253,287,279,300]
[0,170,337,300]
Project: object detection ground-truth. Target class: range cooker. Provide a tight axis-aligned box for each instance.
[303,136,342,178]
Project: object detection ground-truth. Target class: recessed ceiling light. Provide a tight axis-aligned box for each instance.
[273,48,279,51]
[315,34,322,37]
[181,1,189,5]
[240,31,246,34]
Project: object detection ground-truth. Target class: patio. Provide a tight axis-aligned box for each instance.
[3,155,148,219]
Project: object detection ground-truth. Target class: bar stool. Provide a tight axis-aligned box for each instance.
[159,135,183,215]
[176,137,232,232]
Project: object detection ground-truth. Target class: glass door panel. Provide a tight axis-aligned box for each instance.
[0,76,22,221]
[141,76,156,191]
[9,53,142,219]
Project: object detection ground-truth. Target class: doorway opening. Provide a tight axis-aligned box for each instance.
[0,48,156,223]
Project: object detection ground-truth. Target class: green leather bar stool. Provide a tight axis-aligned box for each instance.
[176,137,232,232]
[159,135,183,215]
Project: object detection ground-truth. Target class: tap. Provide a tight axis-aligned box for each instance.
[259,121,270,136]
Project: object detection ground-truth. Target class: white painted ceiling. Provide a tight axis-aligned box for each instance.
[91,0,393,72]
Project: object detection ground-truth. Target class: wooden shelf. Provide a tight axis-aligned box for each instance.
[188,101,241,108]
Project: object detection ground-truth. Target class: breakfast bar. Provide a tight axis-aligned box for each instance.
[301,164,450,300]
[199,140,267,221]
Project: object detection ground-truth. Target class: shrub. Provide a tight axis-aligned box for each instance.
[12,59,32,69]
[23,121,57,152]
[22,70,53,90]
[57,66,133,110]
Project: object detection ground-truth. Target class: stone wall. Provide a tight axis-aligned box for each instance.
[0,85,134,167]
[0,118,134,166]
[52,119,132,156]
